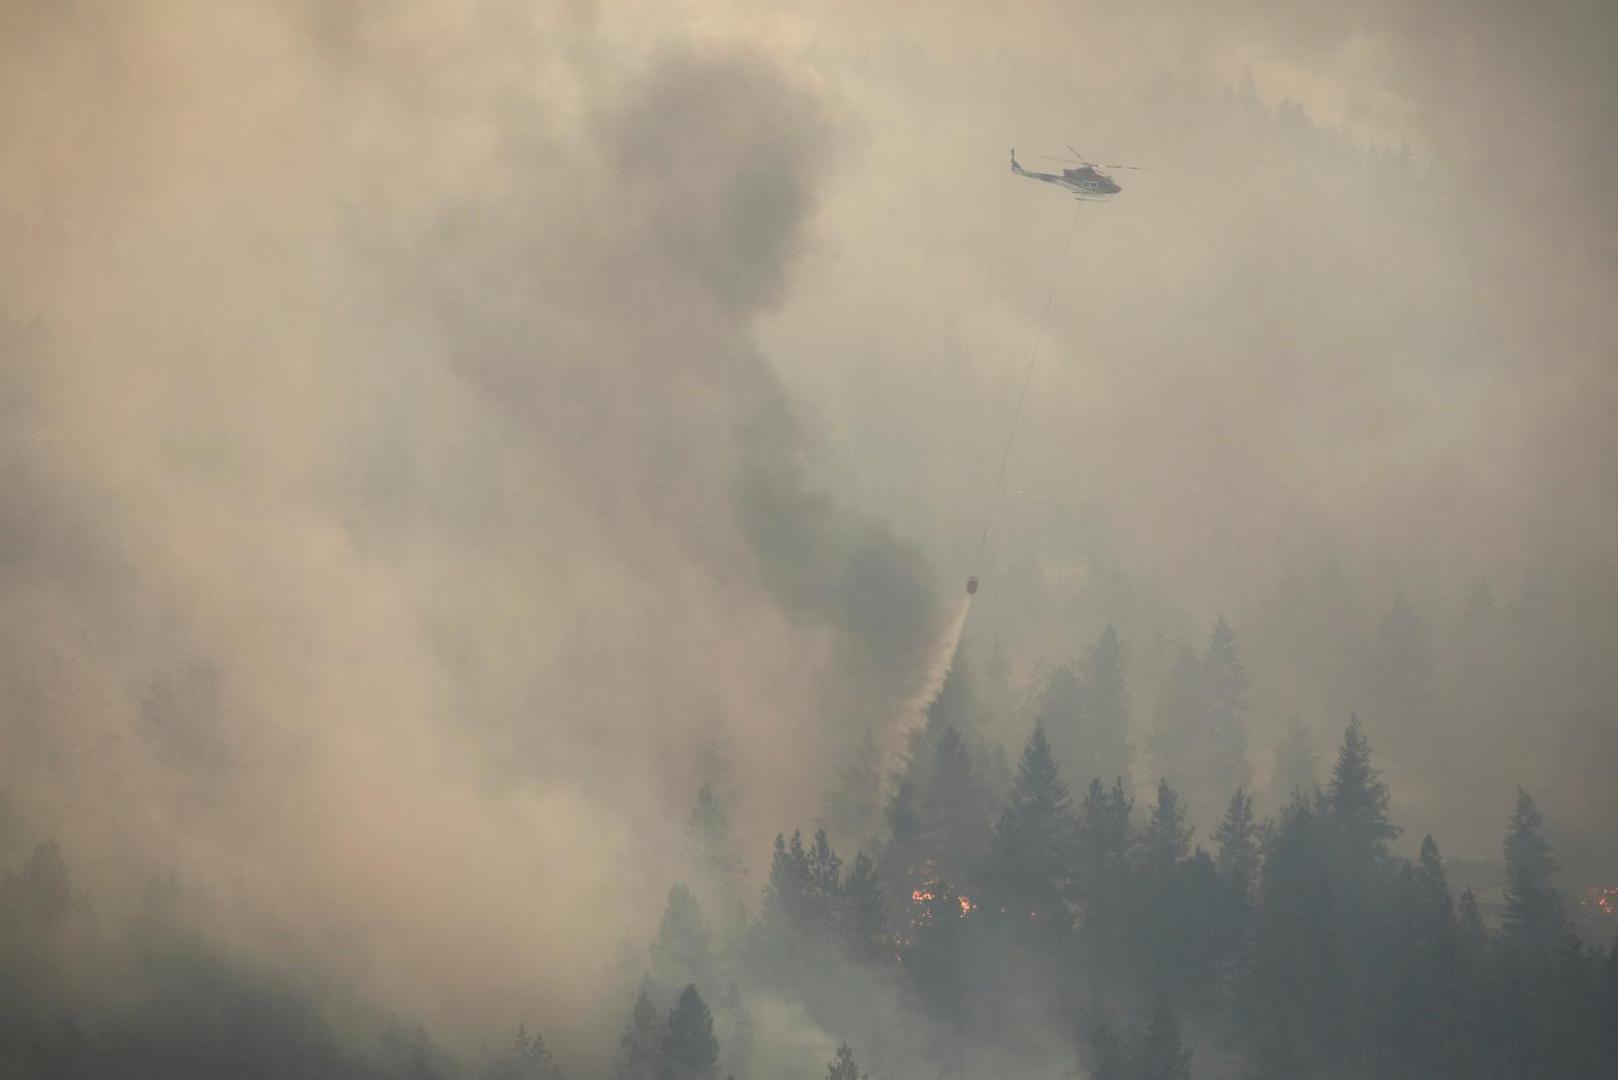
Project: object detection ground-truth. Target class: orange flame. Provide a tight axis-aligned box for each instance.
[1581,885,1618,918]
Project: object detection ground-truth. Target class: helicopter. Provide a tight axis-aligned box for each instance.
[1010,145,1142,200]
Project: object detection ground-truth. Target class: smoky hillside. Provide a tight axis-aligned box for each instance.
[1,2,1615,1079]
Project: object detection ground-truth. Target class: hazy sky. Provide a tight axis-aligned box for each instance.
[1,0,1614,1058]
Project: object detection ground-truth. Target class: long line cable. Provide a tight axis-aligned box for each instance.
[972,200,1083,576]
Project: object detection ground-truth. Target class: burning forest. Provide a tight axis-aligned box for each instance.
[3,2,1618,1078]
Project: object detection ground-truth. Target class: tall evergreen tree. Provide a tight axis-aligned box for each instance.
[1214,788,1260,904]
[1137,780,1193,875]
[825,1042,866,1080]
[806,829,843,934]
[1456,887,1487,958]
[488,1025,562,1080]
[839,851,888,961]
[761,828,845,945]
[660,985,718,1080]
[1413,835,1466,1078]
[688,783,740,882]
[1415,835,1454,925]
[921,725,991,883]
[1074,777,1133,974]
[611,984,663,1080]
[1134,781,1206,999]
[1322,715,1399,869]
[1245,793,1347,1073]
[761,831,813,936]
[1033,661,1088,785]
[905,876,972,1022]
[651,885,712,992]
[982,724,1076,929]
[1212,787,1262,994]
[1500,789,1568,956]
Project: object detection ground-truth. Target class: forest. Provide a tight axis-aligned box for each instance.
[4,3,1618,1079]
[5,614,1616,1078]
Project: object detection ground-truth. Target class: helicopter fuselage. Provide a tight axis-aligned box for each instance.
[1010,150,1120,199]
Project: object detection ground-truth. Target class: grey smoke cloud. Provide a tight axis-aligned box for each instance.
[2,0,1615,1067]
[0,0,941,1054]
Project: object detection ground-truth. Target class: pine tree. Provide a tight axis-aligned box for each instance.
[761,829,845,943]
[1211,787,1262,996]
[1134,781,1203,1000]
[1214,788,1259,904]
[1245,793,1347,1073]
[1500,789,1567,956]
[905,872,971,1019]
[612,982,664,1080]
[1457,887,1486,956]
[1074,777,1133,973]
[1033,661,1088,785]
[489,1025,562,1080]
[1415,835,1454,924]
[1454,881,1492,1075]
[761,831,812,935]
[1322,716,1399,868]
[1410,835,1466,1078]
[982,723,1076,928]
[1138,779,1193,876]
[689,783,740,882]
[839,851,888,960]
[1494,791,1578,1080]
[825,1042,866,1080]
[806,829,843,933]
[651,885,712,992]
[660,985,719,1080]
[921,725,990,883]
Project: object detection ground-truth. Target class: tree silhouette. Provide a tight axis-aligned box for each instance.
[659,985,718,1080]
[825,1042,866,1080]
[982,723,1076,929]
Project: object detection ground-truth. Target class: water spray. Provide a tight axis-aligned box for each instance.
[883,195,1083,789]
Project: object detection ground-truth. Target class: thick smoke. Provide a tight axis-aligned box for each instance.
[0,0,940,1057]
[3,1,1616,1075]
